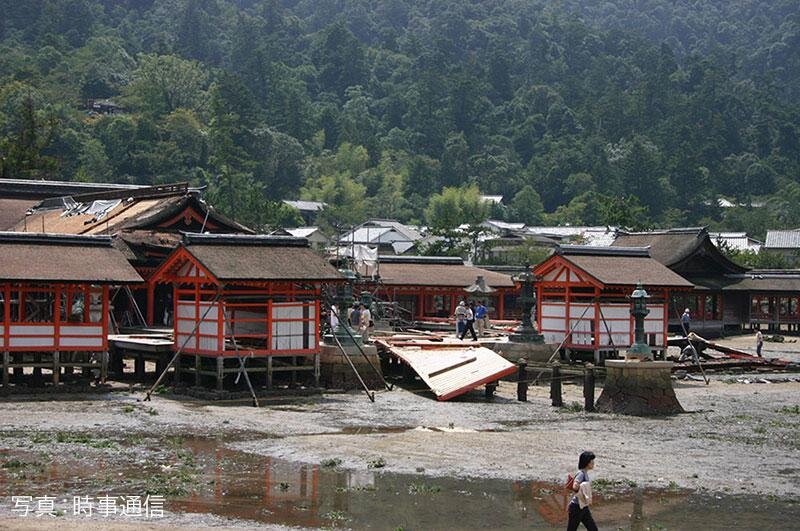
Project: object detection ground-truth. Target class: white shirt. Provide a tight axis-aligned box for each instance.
[360,308,371,327]
[330,306,339,329]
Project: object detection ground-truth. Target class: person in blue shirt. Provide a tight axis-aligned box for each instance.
[474,301,488,337]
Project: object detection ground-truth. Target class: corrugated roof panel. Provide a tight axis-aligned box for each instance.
[765,230,800,249]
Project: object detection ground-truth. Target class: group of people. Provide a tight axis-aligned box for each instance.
[328,302,373,342]
[453,300,489,341]
[346,302,373,342]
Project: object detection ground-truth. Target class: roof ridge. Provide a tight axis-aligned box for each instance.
[0,231,113,247]
[558,245,651,257]
[182,232,309,247]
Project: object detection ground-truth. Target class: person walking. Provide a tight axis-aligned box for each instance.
[756,327,764,357]
[459,302,478,341]
[330,304,339,332]
[681,308,691,336]
[349,303,360,329]
[359,302,372,343]
[567,451,598,531]
[474,301,488,337]
[454,301,468,337]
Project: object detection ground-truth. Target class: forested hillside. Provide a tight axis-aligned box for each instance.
[0,0,798,236]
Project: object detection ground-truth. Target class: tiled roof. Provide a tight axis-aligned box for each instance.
[546,246,693,288]
[725,270,800,292]
[283,200,326,212]
[0,232,142,283]
[0,199,37,229]
[377,261,515,288]
[765,230,800,249]
[612,227,747,274]
[180,233,341,282]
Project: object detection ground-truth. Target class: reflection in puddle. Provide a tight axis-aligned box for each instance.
[0,436,798,529]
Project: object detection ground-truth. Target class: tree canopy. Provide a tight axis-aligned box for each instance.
[0,0,798,235]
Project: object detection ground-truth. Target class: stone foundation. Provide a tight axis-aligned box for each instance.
[483,340,555,364]
[319,343,384,390]
[595,360,684,416]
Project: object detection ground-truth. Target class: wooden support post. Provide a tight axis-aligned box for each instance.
[516,358,528,402]
[146,283,155,326]
[2,351,9,388]
[53,351,60,385]
[82,352,91,378]
[314,353,320,387]
[584,364,595,412]
[290,356,297,388]
[174,354,181,385]
[195,355,201,387]
[551,362,563,407]
[266,357,273,390]
[32,353,43,387]
[111,347,124,377]
[485,381,497,399]
[135,354,145,382]
[13,353,23,382]
[101,351,108,384]
[216,356,224,391]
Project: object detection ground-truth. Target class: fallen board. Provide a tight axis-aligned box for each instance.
[378,341,517,400]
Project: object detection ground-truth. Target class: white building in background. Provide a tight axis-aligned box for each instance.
[337,219,423,255]
[709,232,762,253]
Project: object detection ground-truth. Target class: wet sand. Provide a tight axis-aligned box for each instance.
[0,333,797,528]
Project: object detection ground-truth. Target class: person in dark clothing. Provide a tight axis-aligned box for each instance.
[567,451,598,531]
[681,308,691,336]
[459,302,478,341]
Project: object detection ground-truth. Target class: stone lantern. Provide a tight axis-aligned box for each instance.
[626,283,652,361]
[509,265,544,343]
[595,282,684,416]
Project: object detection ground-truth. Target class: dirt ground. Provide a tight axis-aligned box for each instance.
[0,333,798,529]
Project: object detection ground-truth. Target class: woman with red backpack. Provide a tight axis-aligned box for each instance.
[567,451,597,531]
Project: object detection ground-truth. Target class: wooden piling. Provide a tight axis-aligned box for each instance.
[53,351,60,385]
[2,351,9,388]
[516,358,528,402]
[551,362,563,407]
[216,356,224,391]
[584,364,595,412]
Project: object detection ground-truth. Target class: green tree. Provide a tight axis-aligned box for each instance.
[510,185,545,225]
[125,54,209,117]
[425,184,489,230]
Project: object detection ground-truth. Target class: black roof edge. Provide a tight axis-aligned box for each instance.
[0,231,113,247]
[557,245,651,257]
[182,232,310,247]
[615,227,707,236]
[378,255,465,265]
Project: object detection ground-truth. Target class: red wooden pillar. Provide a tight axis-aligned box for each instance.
[565,286,571,346]
[101,285,109,348]
[593,287,601,349]
[146,282,155,326]
[498,290,505,320]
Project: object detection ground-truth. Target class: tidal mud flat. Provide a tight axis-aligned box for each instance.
[0,363,798,529]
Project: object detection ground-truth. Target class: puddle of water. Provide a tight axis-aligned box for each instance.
[0,435,798,529]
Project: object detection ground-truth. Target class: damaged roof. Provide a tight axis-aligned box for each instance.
[8,187,252,236]
[173,233,342,282]
[0,232,143,283]
[376,256,516,288]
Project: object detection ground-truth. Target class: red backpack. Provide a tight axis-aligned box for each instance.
[565,473,576,492]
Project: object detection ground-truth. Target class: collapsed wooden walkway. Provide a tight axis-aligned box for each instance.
[376,336,516,400]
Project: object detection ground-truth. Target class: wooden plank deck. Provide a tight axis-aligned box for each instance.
[377,339,516,400]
